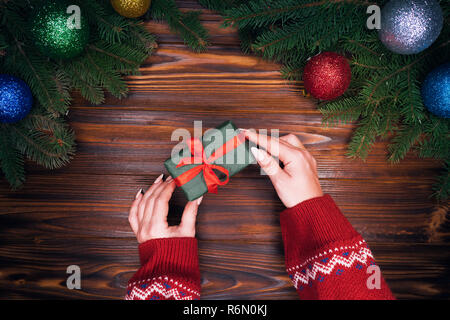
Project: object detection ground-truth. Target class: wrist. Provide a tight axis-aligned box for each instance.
[282,181,323,208]
[128,237,201,297]
[280,194,361,267]
[139,237,197,266]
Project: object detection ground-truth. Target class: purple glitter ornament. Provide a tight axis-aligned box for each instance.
[379,0,443,55]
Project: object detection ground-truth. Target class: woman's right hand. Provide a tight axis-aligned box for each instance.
[242,130,323,208]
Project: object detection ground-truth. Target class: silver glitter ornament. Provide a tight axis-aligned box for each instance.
[379,0,443,55]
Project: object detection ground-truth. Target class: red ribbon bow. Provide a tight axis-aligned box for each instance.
[174,132,246,194]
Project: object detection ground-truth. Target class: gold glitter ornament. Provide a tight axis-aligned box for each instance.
[111,0,151,18]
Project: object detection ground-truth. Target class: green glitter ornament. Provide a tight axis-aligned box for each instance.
[30,1,90,60]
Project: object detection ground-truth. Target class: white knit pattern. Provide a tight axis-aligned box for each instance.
[125,276,199,300]
[287,240,367,272]
[289,245,374,288]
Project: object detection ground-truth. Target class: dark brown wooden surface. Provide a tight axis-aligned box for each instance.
[0,1,449,299]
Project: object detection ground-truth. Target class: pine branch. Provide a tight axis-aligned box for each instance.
[320,96,362,126]
[434,162,450,201]
[198,0,246,13]
[6,34,70,117]
[127,21,158,55]
[0,125,25,189]
[84,49,128,99]
[12,114,76,169]
[367,40,450,102]
[63,59,105,105]
[347,99,383,159]
[0,0,155,189]
[150,0,209,52]
[89,43,141,67]
[388,124,423,163]
[223,0,371,29]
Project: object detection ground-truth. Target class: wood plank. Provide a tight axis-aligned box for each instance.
[0,174,443,243]
[20,104,441,180]
[0,237,447,299]
[38,142,441,180]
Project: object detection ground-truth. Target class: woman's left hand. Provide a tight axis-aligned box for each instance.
[128,174,203,243]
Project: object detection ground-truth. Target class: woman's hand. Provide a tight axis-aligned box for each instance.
[128,174,203,243]
[243,130,323,208]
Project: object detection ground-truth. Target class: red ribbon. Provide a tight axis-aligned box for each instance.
[174,132,246,194]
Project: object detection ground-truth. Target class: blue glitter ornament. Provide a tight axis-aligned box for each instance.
[0,75,33,123]
[379,0,443,55]
[421,63,450,118]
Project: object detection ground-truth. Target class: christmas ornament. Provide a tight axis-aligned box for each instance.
[111,0,151,18]
[0,75,33,123]
[421,63,450,118]
[379,0,443,55]
[30,0,90,60]
[303,52,351,101]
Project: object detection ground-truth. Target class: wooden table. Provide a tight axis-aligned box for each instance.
[0,1,448,299]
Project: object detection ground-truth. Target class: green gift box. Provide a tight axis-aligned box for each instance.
[164,121,255,201]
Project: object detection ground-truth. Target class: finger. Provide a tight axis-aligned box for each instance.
[243,130,294,164]
[179,196,203,234]
[138,174,164,222]
[140,176,173,225]
[128,189,143,235]
[151,175,174,199]
[149,177,177,226]
[251,147,290,182]
[280,133,305,149]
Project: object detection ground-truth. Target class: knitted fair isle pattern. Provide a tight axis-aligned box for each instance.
[126,237,201,300]
[287,240,373,289]
[126,276,200,300]
[280,195,395,299]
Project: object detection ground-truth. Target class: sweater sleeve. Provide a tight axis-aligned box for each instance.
[125,237,201,300]
[280,194,395,300]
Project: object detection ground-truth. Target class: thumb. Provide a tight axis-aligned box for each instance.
[251,147,288,184]
[179,196,202,235]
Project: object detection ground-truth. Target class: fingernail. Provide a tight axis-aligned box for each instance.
[135,188,143,199]
[165,176,173,182]
[238,128,247,133]
[154,174,164,184]
[197,196,203,205]
[251,147,266,162]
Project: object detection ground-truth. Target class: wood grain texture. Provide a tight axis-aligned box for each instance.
[0,1,448,299]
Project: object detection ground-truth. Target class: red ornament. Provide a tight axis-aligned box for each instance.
[303,52,351,100]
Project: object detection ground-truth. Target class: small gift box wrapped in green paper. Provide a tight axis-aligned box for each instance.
[164,121,255,201]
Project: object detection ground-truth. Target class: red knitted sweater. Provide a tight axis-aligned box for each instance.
[125,194,395,300]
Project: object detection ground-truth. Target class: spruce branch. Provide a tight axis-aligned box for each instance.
[223,0,371,28]
[89,43,140,67]
[7,34,69,117]
[84,49,128,99]
[0,0,155,189]
[150,0,209,52]
[434,162,450,201]
[367,40,450,102]
[0,125,25,189]
[198,0,247,13]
